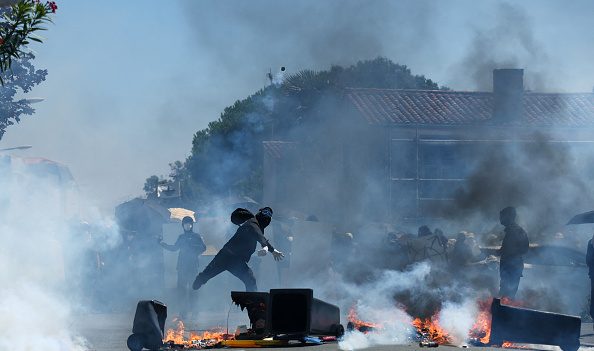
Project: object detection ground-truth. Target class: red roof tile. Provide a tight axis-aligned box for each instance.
[346,88,594,127]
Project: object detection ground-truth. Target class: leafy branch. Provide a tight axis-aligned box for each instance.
[0,0,56,84]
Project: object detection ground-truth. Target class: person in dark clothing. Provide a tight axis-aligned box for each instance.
[586,234,594,326]
[192,207,284,292]
[418,225,433,238]
[497,206,529,299]
[159,216,206,315]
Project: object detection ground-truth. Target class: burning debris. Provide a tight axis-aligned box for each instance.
[163,319,232,350]
[346,307,380,333]
[489,298,581,351]
[344,297,578,350]
[412,317,450,345]
[468,299,494,345]
[129,290,343,351]
[346,304,451,345]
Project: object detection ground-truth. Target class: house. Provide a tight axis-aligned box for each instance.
[262,69,594,226]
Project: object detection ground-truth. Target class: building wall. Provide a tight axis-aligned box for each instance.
[264,124,594,226]
[389,126,594,224]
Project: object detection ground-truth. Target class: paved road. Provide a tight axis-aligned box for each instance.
[73,312,594,351]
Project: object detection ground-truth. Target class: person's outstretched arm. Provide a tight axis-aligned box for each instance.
[159,236,181,251]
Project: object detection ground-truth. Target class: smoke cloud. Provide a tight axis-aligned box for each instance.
[2,1,594,349]
[0,159,94,350]
[454,2,554,91]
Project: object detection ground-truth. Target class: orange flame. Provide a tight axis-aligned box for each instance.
[347,307,380,331]
[164,319,232,347]
[502,341,529,348]
[469,299,493,344]
[469,297,525,345]
[412,316,451,345]
[164,318,186,345]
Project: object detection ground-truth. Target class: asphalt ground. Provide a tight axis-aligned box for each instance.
[72,312,594,351]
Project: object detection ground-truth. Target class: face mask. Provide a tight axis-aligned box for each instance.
[256,213,271,228]
[183,223,192,231]
[260,208,273,217]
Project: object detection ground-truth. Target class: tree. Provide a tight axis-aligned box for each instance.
[0,0,56,139]
[153,57,444,206]
[0,0,57,82]
[0,52,46,139]
[143,175,159,199]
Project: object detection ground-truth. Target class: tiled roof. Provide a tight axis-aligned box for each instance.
[346,88,594,126]
[262,141,299,159]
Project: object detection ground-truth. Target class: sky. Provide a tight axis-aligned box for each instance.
[1,0,594,215]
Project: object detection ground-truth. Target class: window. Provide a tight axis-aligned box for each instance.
[390,141,416,179]
[390,180,417,219]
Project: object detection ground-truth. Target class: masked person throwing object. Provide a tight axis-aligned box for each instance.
[192,207,284,292]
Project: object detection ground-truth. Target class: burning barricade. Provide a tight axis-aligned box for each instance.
[163,319,232,349]
[345,297,581,351]
[128,289,343,351]
[128,289,581,351]
[232,288,344,340]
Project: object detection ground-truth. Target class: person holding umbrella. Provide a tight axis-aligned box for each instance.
[159,216,206,318]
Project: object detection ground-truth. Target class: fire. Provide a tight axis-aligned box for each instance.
[164,318,186,345]
[469,298,525,345]
[347,307,380,331]
[502,341,529,349]
[412,317,451,345]
[500,297,524,307]
[347,298,526,347]
[164,318,232,348]
[469,299,493,344]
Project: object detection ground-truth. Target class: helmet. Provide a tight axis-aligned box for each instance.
[182,216,194,225]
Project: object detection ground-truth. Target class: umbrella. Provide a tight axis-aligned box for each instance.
[168,207,195,222]
[566,210,594,225]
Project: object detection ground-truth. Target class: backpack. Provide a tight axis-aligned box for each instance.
[231,208,255,226]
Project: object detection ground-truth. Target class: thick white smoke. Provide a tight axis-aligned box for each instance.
[337,263,431,350]
[438,299,479,346]
[0,158,120,351]
[0,284,89,350]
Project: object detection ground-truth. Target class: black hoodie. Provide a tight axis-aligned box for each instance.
[223,212,275,262]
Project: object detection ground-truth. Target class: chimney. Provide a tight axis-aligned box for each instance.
[492,69,524,123]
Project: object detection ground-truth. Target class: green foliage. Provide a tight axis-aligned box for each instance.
[0,0,56,84]
[154,57,443,206]
[0,52,46,139]
[143,175,159,199]
[0,0,56,139]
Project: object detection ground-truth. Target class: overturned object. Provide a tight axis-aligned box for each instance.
[231,291,270,338]
[269,289,343,338]
[127,300,167,351]
[232,288,344,339]
[489,298,580,351]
